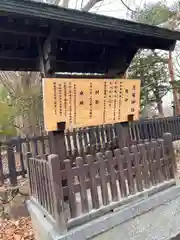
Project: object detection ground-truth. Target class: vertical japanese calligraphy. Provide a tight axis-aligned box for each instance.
[131,84,136,113]
[68,81,72,125]
[103,81,107,122]
[53,81,57,115]
[73,83,77,124]
[63,82,67,117]
[118,81,123,121]
[43,78,140,131]
[113,80,117,121]
[58,83,62,116]
[89,82,93,119]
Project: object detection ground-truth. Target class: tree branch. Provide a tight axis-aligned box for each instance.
[82,0,102,11]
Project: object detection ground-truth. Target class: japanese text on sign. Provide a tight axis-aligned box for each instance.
[43,78,140,131]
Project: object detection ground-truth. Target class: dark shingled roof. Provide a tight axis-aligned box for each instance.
[0,0,180,74]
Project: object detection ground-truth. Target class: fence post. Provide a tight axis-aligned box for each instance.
[48,130,66,168]
[0,143,4,186]
[18,138,26,178]
[32,135,39,156]
[115,122,131,149]
[48,129,68,202]
[7,142,17,186]
[114,123,125,149]
[48,154,67,232]
[40,132,46,156]
[25,152,32,195]
[163,133,177,179]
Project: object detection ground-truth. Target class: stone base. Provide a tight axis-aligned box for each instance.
[27,182,180,240]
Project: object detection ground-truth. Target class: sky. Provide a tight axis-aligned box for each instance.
[39,0,177,20]
[67,0,174,20]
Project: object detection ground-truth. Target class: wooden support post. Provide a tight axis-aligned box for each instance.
[48,154,67,232]
[38,31,68,201]
[25,152,33,195]
[48,128,67,169]
[48,127,69,201]
[114,123,126,150]
[38,32,67,164]
[163,133,177,179]
[7,142,17,186]
[115,122,131,150]
[0,143,4,186]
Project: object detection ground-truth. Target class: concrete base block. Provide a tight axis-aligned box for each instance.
[27,183,180,240]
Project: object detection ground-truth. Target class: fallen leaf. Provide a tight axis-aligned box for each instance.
[14,234,22,240]
[0,217,34,240]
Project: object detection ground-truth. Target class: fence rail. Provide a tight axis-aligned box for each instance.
[1,115,180,187]
[26,153,55,218]
[130,116,180,141]
[64,116,180,159]
[0,135,50,186]
[27,133,177,231]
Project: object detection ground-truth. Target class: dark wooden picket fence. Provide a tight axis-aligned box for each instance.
[130,116,180,141]
[27,133,176,230]
[0,135,50,186]
[63,116,180,159]
[2,115,180,187]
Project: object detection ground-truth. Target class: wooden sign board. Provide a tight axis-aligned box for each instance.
[43,78,140,131]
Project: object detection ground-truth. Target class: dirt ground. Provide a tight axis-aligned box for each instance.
[0,178,35,240]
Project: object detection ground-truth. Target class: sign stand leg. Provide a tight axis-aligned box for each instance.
[38,35,69,201]
[49,129,69,201]
[49,129,66,166]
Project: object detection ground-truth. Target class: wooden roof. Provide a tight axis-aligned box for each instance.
[0,0,180,74]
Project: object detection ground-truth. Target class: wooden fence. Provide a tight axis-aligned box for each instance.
[27,133,177,231]
[2,115,180,187]
[63,116,180,159]
[0,135,50,186]
[130,116,180,141]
